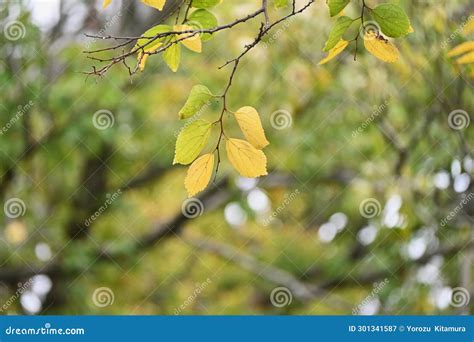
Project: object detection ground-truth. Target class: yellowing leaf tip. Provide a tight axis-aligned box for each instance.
[318,39,349,65]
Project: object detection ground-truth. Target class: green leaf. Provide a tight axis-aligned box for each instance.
[188,9,218,41]
[191,0,219,9]
[174,119,212,165]
[372,4,410,38]
[274,0,288,8]
[324,16,353,51]
[327,0,350,17]
[318,39,349,65]
[134,24,171,51]
[179,85,214,120]
[163,38,181,72]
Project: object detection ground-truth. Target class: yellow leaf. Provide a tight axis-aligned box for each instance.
[463,19,474,35]
[174,120,212,165]
[318,40,349,65]
[447,41,474,57]
[185,153,214,197]
[102,0,111,8]
[456,51,474,64]
[226,138,267,178]
[134,25,170,52]
[141,0,166,10]
[143,41,162,53]
[163,40,181,72]
[174,25,202,53]
[137,42,162,71]
[364,33,399,63]
[138,54,148,71]
[234,106,269,149]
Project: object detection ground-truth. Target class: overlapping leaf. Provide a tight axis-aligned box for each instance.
[327,0,350,17]
[447,41,474,57]
[174,120,212,165]
[226,139,267,178]
[179,85,214,120]
[174,25,202,53]
[324,16,353,52]
[364,32,399,63]
[234,106,269,149]
[188,9,218,41]
[134,25,170,71]
[163,39,181,72]
[372,4,411,38]
[318,39,349,65]
[185,153,214,197]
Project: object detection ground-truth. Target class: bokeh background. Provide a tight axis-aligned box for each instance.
[0,0,473,315]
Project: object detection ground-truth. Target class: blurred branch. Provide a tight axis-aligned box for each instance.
[186,236,319,302]
[0,177,231,286]
[186,236,354,309]
[0,128,59,195]
[376,114,407,176]
[66,143,111,240]
[98,176,231,259]
[375,94,439,177]
[320,239,474,289]
[0,263,58,286]
[2,200,473,313]
[120,164,169,191]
